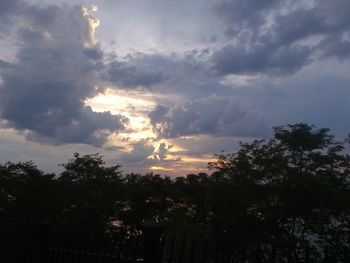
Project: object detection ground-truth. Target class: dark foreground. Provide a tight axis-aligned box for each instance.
[1,124,350,262]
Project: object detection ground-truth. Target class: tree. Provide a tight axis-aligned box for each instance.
[0,123,349,262]
[59,153,122,184]
[57,153,124,233]
[209,123,350,261]
[0,162,59,233]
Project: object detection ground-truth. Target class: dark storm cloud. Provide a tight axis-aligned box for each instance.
[213,0,279,35]
[213,0,278,21]
[24,107,126,147]
[149,95,269,139]
[105,51,213,92]
[319,35,350,59]
[83,46,104,60]
[0,0,24,33]
[271,9,325,46]
[149,105,170,125]
[2,0,350,150]
[211,0,350,76]
[212,44,311,76]
[107,60,165,88]
[0,59,10,68]
[214,0,350,37]
[103,0,350,83]
[119,140,154,163]
[103,0,350,87]
[0,0,23,15]
[0,4,127,146]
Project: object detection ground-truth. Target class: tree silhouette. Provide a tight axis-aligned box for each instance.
[57,153,124,233]
[0,123,349,262]
[209,123,350,261]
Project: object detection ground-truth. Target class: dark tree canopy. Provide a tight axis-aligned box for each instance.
[0,123,349,261]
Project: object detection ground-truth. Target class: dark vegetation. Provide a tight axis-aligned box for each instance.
[0,123,350,262]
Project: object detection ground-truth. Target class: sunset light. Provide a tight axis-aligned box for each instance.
[1,1,349,261]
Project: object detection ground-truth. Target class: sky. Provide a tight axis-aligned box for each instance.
[0,0,350,176]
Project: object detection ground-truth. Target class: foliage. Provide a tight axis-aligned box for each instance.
[0,123,349,261]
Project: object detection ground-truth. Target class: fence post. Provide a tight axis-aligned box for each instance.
[305,245,310,263]
[35,222,50,263]
[141,221,163,263]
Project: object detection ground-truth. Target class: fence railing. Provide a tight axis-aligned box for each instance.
[0,230,144,263]
[0,226,347,263]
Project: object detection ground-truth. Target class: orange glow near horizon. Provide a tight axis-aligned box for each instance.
[85,88,211,174]
[150,166,174,171]
[85,88,157,140]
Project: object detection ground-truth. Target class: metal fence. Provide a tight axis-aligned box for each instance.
[0,227,345,263]
[0,231,143,263]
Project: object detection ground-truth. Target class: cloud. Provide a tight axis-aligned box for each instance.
[105,52,203,89]
[96,0,347,88]
[213,0,279,35]
[212,43,311,76]
[104,50,215,99]
[319,35,350,59]
[106,58,166,88]
[318,0,350,31]
[271,9,325,46]
[119,140,154,163]
[0,0,23,15]
[100,0,350,85]
[210,0,350,76]
[0,0,24,34]
[85,0,349,95]
[153,143,173,161]
[149,94,269,139]
[1,0,350,172]
[0,4,127,146]
[149,105,170,125]
[118,140,179,168]
[262,59,350,137]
